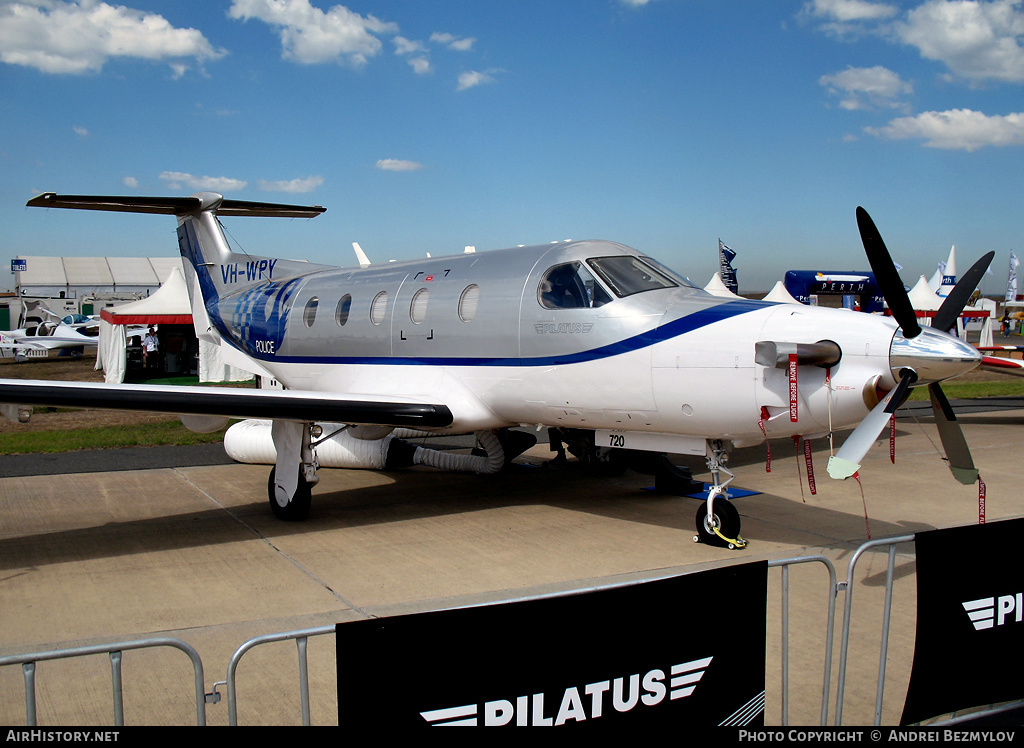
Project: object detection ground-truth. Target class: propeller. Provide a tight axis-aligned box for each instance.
[925,250,993,484]
[827,208,988,482]
[856,206,921,339]
[931,250,995,334]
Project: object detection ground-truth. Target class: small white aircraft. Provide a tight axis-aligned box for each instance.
[0,194,987,547]
[0,320,98,360]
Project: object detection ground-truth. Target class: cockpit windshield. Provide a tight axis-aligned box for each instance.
[586,256,681,298]
[639,256,699,289]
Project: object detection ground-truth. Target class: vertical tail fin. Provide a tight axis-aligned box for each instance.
[27,191,327,362]
[26,190,326,324]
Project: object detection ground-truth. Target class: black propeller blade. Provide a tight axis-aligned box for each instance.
[856,207,922,339]
[928,382,978,484]
[932,251,995,333]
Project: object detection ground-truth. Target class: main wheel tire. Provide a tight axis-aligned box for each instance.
[268,466,313,521]
[694,497,741,547]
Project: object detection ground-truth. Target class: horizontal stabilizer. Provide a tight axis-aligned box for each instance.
[27,192,325,219]
[0,379,451,429]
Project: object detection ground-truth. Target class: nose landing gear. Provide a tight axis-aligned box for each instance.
[693,440,747,549]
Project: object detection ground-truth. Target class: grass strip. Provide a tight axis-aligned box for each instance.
[0,420,227,455]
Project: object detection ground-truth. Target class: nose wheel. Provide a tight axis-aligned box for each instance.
[693,491,744,549]
[693,440,747,549]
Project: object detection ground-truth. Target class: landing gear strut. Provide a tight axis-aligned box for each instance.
[268,420,319,521]
[693,439,747,549]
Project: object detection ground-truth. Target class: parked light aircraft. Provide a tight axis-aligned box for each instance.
[0,321,98,360]
[0,194,988,548]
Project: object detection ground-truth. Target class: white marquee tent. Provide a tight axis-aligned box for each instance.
[96,267,250,384]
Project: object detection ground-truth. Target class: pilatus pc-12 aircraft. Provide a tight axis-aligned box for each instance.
[0,193,990,548]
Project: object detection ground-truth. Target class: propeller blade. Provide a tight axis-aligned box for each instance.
[856,207,922,339]
[928,383,978,485]
[827,370,916,479]
[931,251,995,333]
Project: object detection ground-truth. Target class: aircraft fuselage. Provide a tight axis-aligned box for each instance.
[188,225,903,455]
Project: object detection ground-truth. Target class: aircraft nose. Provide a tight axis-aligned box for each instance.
[889,326,981,385]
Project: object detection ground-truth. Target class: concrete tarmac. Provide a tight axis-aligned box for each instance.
[1,405,1023,727]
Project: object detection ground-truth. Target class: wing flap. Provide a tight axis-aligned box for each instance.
[0,379,453,429]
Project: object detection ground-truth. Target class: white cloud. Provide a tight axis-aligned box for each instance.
[820,65,913,110]
[393,36,424,55]
[0,0,225,75]
[430,32,475,51]
[122,176,138,188]
[256,175,324,193]
[408,56,430,75]
[392,35,431,74]
[864,108,1024,150]
[73,125,89,137]
[895,0,1024,83]
[457,69,495,91]
[375,159,423,172]
[803,0,898,22]
[228,0,396,66]
[159,171,248,192]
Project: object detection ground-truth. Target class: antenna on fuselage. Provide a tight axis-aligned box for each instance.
[352,242,371,268]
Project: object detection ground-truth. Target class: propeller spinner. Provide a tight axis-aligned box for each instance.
[827,208,990,483]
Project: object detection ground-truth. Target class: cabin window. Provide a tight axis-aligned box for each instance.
[410,288,429,324]
[370,291,388,325]
[586,256,678,298]
[303,296,318,327]
[537,262,611,310]
[458,284,479,322]
[335,294,352,326]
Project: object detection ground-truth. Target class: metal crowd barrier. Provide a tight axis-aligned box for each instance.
[213,625,335,726]
[6,534,1013,726]
[0,637,209,726]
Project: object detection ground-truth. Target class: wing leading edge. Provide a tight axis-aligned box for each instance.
[0,379,453,428]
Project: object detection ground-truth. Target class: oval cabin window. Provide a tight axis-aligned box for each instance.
[370,291,388,325]
[303,296,318,327]
[336,294,352,326]
[458,284,479,322]
[410,288,429,324]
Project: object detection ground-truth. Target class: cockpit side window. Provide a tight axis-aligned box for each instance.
[586,256,679,297]
[538,262,613,310]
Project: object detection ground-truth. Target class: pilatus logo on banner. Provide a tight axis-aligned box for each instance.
[419,656,712,726]
[962,594,1024,630]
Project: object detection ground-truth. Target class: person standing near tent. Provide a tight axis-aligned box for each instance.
[142,326,159,370]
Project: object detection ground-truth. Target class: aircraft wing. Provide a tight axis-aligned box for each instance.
[0,379,454,428]
[979,355,1024,377]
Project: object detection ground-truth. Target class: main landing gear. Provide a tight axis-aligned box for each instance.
[268,420,318,522]
[693,440,747,549]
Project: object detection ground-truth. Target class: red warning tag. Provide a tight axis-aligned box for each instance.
[979,477,986,524]
[758,406,771,473]
[889,414,896,464]
[804,438,816,495]
[788,354,798,422]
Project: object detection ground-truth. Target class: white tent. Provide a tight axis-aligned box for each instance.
[763,281,802,304]
[703,272,743,299]
[96,267,250,384]
[908,275,942,313]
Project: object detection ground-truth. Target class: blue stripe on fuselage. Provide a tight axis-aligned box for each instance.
[219,297,772,368]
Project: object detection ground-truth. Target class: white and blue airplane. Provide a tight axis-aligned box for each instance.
[0,194,989,548]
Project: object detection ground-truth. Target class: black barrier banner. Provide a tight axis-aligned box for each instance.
[902,518,1024,725]
[337,562,767,727]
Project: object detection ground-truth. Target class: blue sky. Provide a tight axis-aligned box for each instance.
[1,0,1022,294]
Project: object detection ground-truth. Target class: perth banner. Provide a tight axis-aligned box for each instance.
[337,561,767,727]
[902,518,1024,724]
